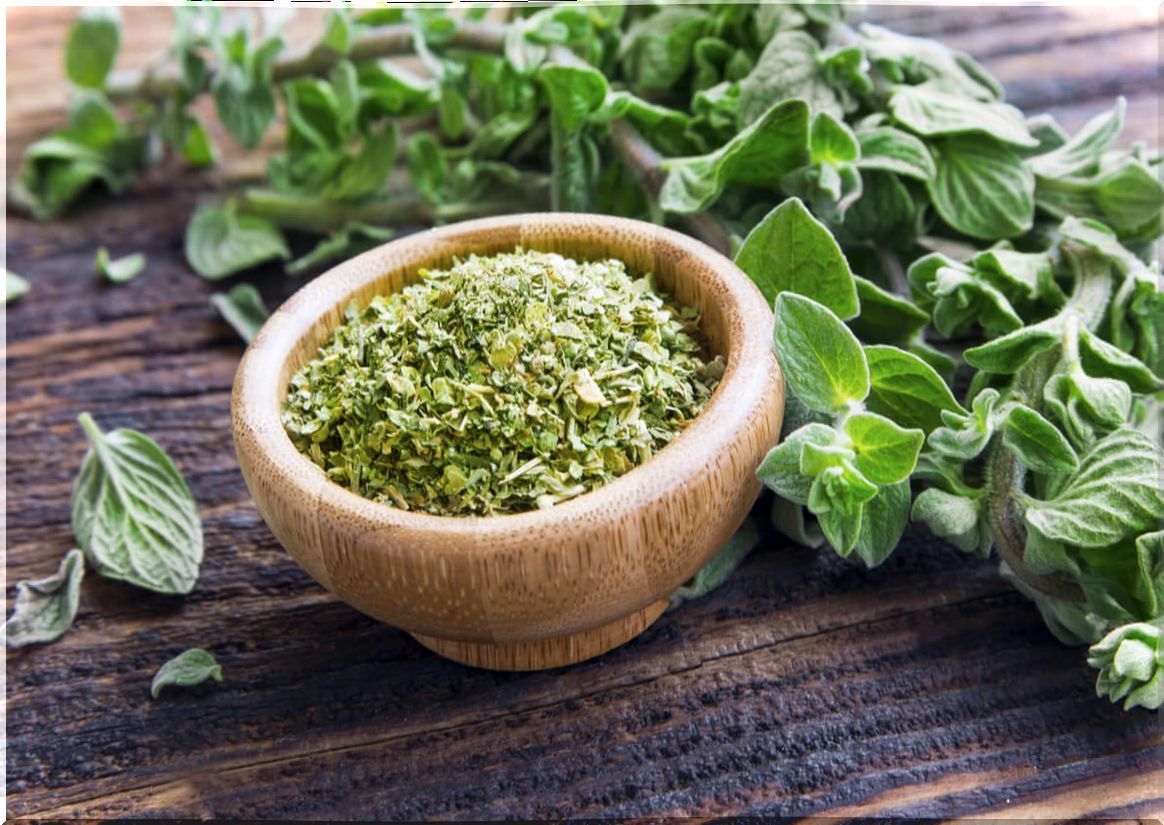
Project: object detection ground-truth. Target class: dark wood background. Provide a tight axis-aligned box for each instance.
[6,5,1163,819]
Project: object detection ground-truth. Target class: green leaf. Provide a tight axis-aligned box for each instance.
[809,464,878,555]
[858,23,1002,100]
[906,254,1024,339]
[1029,98,1125,179]
[211,35,283,149]
[927,388,1000,460]
[810,111,858,165]
[889,84,1038,148]
[970,247,1064,307]
[963,317,1062,374]
[774,293,869,414]
[927,136,1035,240]
[849,277,929,345]
[185,205,289,280]
[285,222,394,277]
[1078,329,1161,393]
[180,116,216,167]
[4,549,85,649]
[835,172,920,247]
[1044,368,1132,450]
[6,270,30,304]
[66,8,121,89]
[659,98,810,213]
[1134,531,1164,619]
[316,9,353,55]
[912,487,991,556]
[756,423,838,504]
[1087,621,1163,710]
[1025,428,1164,549]
[854,480,911,567]
[865,345,964,434]
[770,497,824,549]
[210,283,269,344]
[669,518,760,608]
[71,412,203,595]
[150,648,223,699]
[538,64,608,133]
[1002,404,1079,474]
[843,411,924,485]
[618,6,708,92]
[734,198,859,318]
[407,133,448,205]
[94,247,145,284]
[738,31,839,125]
[855,126,936,181]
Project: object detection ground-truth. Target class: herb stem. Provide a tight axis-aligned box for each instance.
[235,188,547,234]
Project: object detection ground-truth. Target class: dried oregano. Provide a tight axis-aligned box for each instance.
[283,248,723,515]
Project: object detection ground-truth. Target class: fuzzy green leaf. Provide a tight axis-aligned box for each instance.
[756,423,838,505]
[774,293,869,414]
[185,205,289,280]
[927,136,1035,240]
[1025,428,1164,549]
[735,198,859,318]
[912,488,991,556]
[72,412,203,595]
[889,84,1037,148]
[669,518,760,608]
[855,126,935,181]
[210,283,270,345]
[865,345,964,434]
[150,648,223,699]
[854,480,911,567]
[1002,404,1079,474]
[843,411,924,485]
[1029,98,1125,179]
[5,549,85,649]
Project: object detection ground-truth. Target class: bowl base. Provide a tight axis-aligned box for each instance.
[409,599,669,671]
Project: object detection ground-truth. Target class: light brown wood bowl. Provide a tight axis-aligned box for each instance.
[231,213,784,671]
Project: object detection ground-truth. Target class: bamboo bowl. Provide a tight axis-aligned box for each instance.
[232,213,784,671]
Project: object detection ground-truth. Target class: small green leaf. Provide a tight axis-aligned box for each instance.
[735,198,859,318]
[1025,428,1164,549]
[927,388,1000,460]
[1029,98,1124,179]
[6,270,30,303]
[94,247,145,284]
[538,64,608,133]
[849,277,930,345]
[72,412,203,595]
[316,9,352,55]
[1002,404,1079,474]
[865,345,964,434]
[210,283,269,344]
[963,317,1062,374]
[1044,369,1132,450]
[737,30,839,125]
[1087,621,1163,710]
[912,488,990,556]
[774,293,869,414]
[810,111,858,165]
[185,205,289,280]
[808,464,878,556]
[927,136,1035,240]
[756,423,838,505]
[181,116,216,167]
[407,132,448,205]
[669,517,760,608]
[150,648,223,699]
[5,549,85,649]
[66,8,121,89]
[285,223,394,277]
[889,84,1038,148]
[855,126,935,181]
[659,98,810,213]
[1078,328,1161,393]
[854,480,911,567]
[843,411,924,485]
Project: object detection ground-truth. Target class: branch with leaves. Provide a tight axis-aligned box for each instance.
[10,3,1164,711]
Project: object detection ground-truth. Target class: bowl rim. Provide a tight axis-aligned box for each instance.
[232,212,778,544]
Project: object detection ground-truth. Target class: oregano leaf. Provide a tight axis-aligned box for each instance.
[865,345,964,434]
[773,293,869,413]
[843,411,924,485]
[5,549,85,649]
[210,283,269,344]
[185,204,289,280]
[71,412,203,595]
[1003,404,1079,474]
[94,247,146,284]
[150,648,223,699]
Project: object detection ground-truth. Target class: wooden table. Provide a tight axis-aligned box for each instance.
[6,5,1162,819]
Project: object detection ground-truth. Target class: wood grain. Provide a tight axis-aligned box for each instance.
[5,4,1163,819]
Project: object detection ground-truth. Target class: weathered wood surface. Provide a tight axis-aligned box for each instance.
[6,5,1163,820]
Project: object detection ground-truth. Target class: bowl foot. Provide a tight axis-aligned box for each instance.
[409,599,669,671]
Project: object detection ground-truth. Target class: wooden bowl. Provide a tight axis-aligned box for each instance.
[231,213,784,670]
